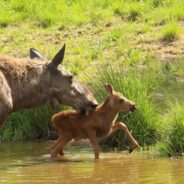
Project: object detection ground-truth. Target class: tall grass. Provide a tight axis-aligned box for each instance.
[158,101,184,156]
[161,22,182,42]
[0,106,55,142]
[84,62,163,149]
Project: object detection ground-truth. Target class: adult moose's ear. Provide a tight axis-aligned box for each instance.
[51,44,65,68]
[29,48,44,60]
[104,83,114,95]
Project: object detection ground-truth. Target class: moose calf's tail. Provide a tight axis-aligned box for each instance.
[51,111,66,128]
[51,113,60,127]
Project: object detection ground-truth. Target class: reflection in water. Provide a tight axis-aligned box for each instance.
[0,141,183,184]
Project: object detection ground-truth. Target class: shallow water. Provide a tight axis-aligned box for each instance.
[0,141,183,184]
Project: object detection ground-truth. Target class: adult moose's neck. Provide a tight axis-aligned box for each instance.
[11,64,50,111]
[12,83,49,111]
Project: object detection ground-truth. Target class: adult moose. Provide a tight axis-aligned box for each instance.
[0,44,98,128]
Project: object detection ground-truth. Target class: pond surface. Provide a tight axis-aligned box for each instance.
[0,141,183,184]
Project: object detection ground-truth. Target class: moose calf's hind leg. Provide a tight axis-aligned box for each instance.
[50,136,62,150]
[51,136,72,159]
[112,122,139,153]
[51,141,65,159]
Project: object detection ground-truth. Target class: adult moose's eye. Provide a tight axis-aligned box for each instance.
[119,99,124,103]
[67,75,74,83]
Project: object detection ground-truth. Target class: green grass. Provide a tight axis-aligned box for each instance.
[0,0,115,28]
[1,106,55,142]
[157,101,184,156]
[0,0,183,29]
[161,22,182,42]
[84,61,164,150]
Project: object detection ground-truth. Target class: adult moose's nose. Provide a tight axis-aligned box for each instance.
[79,102,98,116]
[90,102,98,109]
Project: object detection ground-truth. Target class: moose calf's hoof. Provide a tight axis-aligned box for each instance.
[129,143,139,153]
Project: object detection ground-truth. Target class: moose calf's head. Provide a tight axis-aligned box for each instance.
[104,84,136,112]
[30,44,98,115]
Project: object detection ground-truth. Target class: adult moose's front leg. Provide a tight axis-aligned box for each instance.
[0,72,13,128]
[0,102,12,129]
[86,129,100,160]
[0,98,13,129]
[112,122,139,153]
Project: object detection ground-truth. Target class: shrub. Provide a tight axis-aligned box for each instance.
[158,101,184,156]
[0,106,55,142]
[127,3,144,21]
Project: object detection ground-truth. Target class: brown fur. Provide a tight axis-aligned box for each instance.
[0,45,98,128]
[51,84,139,160]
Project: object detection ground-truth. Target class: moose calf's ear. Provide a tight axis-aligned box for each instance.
[51,44,66,68]
[29,48,44,60]
[104,83,114,95]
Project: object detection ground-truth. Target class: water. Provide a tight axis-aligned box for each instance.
[0,141,183,184]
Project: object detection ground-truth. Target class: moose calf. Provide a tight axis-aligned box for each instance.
[51,84,139,160]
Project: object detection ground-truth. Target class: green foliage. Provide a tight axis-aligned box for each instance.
[150,0,164,8]
[127,4,142,21]
[0,0,183,29]
[0,0,114,28]
[1,106,55,142]
[160,62,177,84]
[158,101,184,156]
[85,62,162,149]
[161,22,182,42]
[114,8,123,17]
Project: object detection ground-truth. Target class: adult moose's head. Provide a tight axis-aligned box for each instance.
[30,44,98,115]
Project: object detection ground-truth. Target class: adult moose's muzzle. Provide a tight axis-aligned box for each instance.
[79,101,98,116]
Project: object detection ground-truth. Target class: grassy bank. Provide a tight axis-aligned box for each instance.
[84,60,184,156]
[1,106,55,142]
[0,0,184,156]
[87,63,161,149]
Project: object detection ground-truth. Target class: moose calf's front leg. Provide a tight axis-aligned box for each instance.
[112,122,139,152]
[87,130,100,159]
